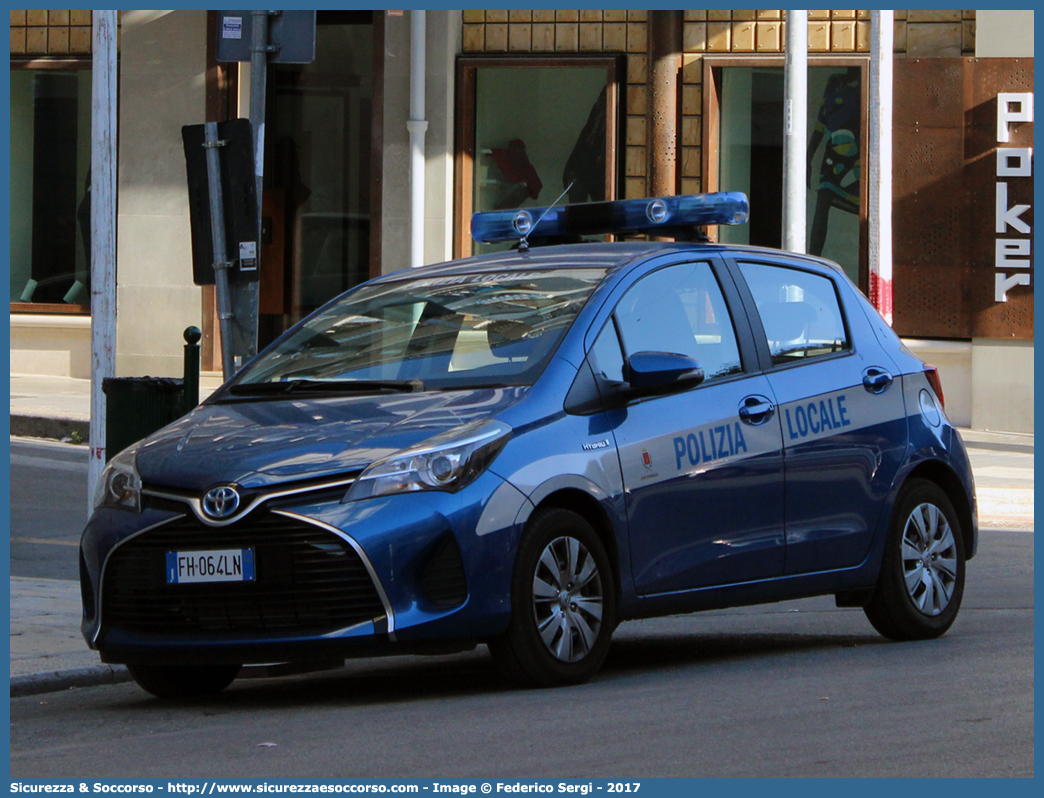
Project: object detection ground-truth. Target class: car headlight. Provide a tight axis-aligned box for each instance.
[344,419,512,502]
[93,444,142,512]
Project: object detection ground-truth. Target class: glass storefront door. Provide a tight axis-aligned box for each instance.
[261,11,373,342]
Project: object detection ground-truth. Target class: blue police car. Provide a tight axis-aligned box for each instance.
[81,193,976,697]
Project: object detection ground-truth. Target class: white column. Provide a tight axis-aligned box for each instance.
[782,10,807,253]
[869,10,894,324]
[88,10,119,511]
[408,10,428,268]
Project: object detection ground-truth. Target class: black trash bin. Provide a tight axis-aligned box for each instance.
[103,376,186,458]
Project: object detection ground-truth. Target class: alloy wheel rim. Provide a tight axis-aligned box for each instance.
[531,536,604,663]
[901,502,958,616]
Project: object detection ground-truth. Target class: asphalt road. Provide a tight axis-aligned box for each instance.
[9,436,89,581]
[9,527,1033,778]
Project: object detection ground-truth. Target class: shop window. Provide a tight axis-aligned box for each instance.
[456,57,622,257]
[706,60,867,289]
[10,62,92,313]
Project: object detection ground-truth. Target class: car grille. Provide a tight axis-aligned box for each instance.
[101,512,386,636]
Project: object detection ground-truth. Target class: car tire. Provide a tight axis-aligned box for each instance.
[864,479,966,641]
[489,507,616,688]
[126,663,241,699]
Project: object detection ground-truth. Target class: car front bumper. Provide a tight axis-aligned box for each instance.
[80,470,531,665]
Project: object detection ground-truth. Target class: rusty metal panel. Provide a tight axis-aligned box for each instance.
[893,58,1034,341]
[893,59,965,129]
[893,59,969,338]
[965,59,1034,340]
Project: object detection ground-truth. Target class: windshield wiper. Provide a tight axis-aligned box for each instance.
[228,378,423,396]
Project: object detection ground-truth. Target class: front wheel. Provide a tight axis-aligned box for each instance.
[864,479,966,641]
[489,508,617,687]
[127,663,241,699]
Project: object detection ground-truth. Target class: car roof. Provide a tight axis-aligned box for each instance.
[370,241,847,284]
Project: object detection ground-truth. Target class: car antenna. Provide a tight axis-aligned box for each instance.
[518,181,574,252]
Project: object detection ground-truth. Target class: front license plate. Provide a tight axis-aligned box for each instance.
[166,549,255,584]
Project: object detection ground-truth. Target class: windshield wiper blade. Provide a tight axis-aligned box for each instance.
[228,379,423,395]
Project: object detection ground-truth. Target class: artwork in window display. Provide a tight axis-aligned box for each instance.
[716,65,863,286]
[488,139,543,208]
[563,86,607,204]
[806,67,861,258]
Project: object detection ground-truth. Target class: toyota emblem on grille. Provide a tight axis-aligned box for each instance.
[201,485,241,520]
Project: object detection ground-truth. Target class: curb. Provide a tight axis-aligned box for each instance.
[980,517,1034,531]
[10,413,89,443]
[977,488,1033,531]
[10,664,130,697]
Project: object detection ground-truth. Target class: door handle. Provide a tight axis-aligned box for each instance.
[739,395,775,425]
[862,367,894,394]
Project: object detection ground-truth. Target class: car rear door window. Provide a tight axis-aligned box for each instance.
[735,258,907,576]
[738,262,849,365]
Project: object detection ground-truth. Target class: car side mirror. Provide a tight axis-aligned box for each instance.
[624,351,705,394]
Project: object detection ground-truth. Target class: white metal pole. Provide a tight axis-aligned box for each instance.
[407,9,428,268]
[87,10,118,512]
[782,10,808,253]
[869,10,894,324]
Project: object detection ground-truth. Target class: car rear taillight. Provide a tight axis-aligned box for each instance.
[923,364,945,409]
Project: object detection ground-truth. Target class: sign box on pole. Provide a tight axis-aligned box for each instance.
[216,10,317,64]
[182,118,259,286]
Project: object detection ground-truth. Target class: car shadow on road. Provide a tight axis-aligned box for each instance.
[602,630,885,676]
[106,629,886,712]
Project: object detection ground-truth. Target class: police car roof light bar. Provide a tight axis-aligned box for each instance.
[518,181,574,252]
[470,192,749,245]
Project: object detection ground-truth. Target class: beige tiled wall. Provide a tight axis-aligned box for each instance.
[462,10,976,196]
[9,10,124,55]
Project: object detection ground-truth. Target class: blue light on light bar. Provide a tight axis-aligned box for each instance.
[471,192,749,245]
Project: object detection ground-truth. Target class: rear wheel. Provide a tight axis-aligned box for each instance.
[127,663,241,699]
[864,479,965,641]
[489,508,616,687]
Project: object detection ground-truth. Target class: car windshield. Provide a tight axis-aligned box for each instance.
[230,268,607,393]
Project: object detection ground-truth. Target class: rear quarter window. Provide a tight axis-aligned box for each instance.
[739,262,850,365]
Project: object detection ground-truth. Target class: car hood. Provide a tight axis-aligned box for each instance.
[134,387,528,491]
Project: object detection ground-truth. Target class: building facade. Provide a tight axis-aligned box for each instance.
[8,9,1034,431]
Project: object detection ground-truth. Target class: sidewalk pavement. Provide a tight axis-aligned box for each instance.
[8,373,1034,696]
[10,372,225,441]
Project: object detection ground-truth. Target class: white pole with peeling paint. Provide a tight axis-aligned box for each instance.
[88,10,118,513]
[782,10,808,254]
[869,10,894,324]
[408,9,428,268]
